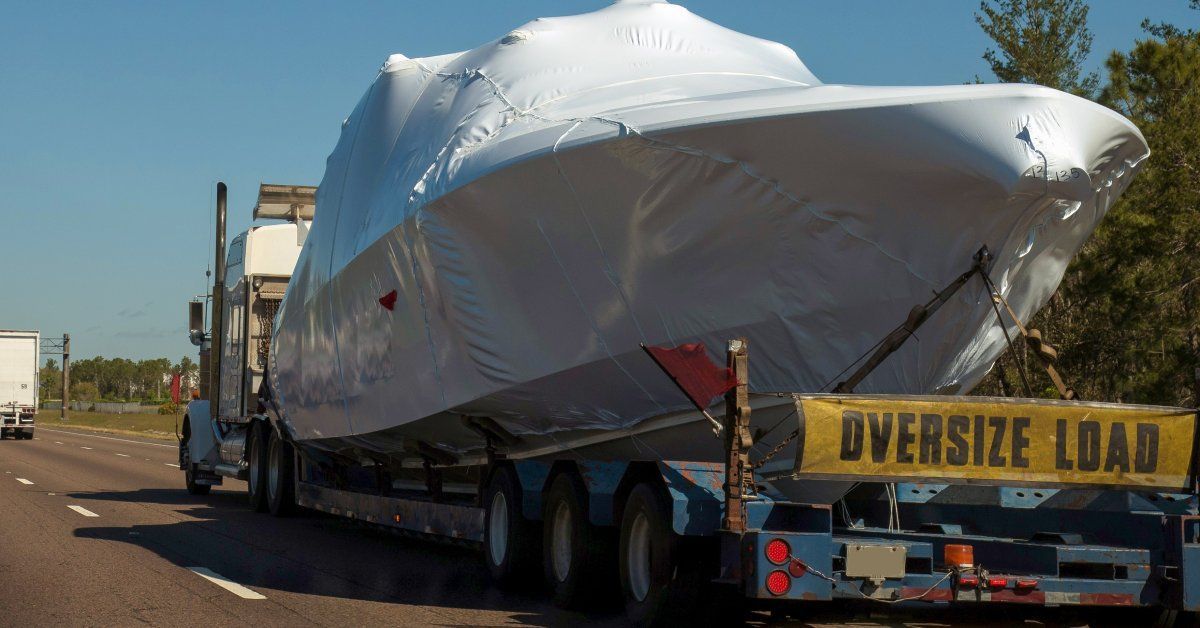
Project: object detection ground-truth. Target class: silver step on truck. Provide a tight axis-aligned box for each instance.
[0,329,39,440]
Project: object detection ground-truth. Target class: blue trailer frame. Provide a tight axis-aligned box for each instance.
[290,452,1200,615]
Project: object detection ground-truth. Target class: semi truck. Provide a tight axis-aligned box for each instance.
[0,329,39,440]
[181,183,1200,626]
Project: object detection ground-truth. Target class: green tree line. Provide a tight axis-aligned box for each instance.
[972,0,1199,406]
[39,356,199,403]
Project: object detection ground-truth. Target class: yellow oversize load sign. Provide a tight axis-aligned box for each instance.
[790,395,1199,490]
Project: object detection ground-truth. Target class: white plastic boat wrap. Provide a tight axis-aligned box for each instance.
[269,0,1148,451]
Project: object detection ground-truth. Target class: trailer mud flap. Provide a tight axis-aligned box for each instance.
[783,394,1199,491]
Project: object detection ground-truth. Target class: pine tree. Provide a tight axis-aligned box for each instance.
[974,4,1200,406]
[975,0,1099,96]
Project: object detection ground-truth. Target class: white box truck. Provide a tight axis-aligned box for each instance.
[0,330,39,440]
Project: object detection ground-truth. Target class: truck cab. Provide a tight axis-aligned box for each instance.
[181,183,313,489]
[215,224,301,420]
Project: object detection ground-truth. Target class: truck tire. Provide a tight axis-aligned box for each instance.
[247,421,269,512]
[266,428,296,516]
[483,466,541,588]
[542,472,618,609]
[620,482,708,627]
[183,450,211,496]
[21,429,34,440]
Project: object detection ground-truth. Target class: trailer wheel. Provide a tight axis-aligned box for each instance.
[1150,609,1198,628]
[543,473,618,609]
[266,428,295,516]
[247,421,269,512]
[620,482,710,627]
[483,466,540,587]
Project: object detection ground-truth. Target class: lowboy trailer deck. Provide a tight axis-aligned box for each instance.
[181,183,1200,626]
[185,339,1200,626]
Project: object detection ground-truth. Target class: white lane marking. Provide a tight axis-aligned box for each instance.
[38,427,175,449]
[165,463,177,468]
[80,446,93,450]
[115,453,130,457]
[67,505,99,517]
[188,567,266,600]
[16,478,33,485]
[54,441,63,445]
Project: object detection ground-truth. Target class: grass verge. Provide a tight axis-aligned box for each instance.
[36,410,179,441]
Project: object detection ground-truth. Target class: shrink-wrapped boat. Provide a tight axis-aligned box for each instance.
[267,0,1148,493]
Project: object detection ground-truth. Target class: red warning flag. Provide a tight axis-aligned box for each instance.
[641,343,738,412]
[170,373,182,405]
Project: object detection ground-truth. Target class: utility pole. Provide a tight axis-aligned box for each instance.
[62,333,70,422]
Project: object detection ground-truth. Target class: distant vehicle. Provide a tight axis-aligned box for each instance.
[0,329,39,440]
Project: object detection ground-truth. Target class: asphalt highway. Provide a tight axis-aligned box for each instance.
[0,426,1134,627]
[0,426,624,627]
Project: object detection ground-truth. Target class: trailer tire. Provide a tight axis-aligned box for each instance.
[247,421,269,512]
[266,428,295,516]
[483,466,541,588]
[543,473,618,609]
[619,482,709,627]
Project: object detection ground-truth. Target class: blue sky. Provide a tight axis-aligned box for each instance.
[1,1,1195,363]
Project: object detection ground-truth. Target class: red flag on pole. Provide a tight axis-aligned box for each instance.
[641,343,738,412]
[170,373,182,405]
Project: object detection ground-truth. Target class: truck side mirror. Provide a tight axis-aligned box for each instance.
[189,301,206,346]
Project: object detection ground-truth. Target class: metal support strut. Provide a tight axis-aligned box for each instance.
[832,247,991,394]
[753,248,989,473]
[722,338,753,533]
[980,271,1077,400]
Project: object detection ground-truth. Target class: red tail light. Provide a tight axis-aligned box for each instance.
[957,574,979,588]
[987,577,1009,589]
[1015,578,1038,590]
[765,538,790,565]
[765,570,791,596]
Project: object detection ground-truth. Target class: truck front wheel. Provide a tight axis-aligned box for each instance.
[183,450,211,495]
[247,421,269,512]
[181,416,210,495]
[266,428,295,516]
